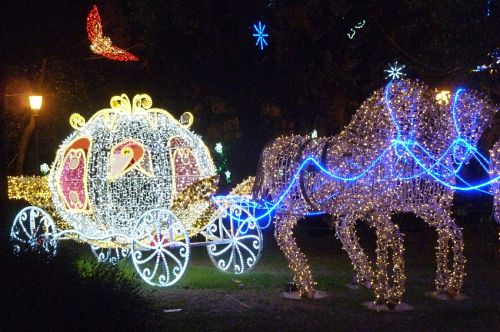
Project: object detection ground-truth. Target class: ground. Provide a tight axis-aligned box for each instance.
[1,211,499,331]
[145,217,499,331]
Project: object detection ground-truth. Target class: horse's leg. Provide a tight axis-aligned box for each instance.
[334,213,372,287]
[275,213,316,298]
[436,213,465,297]
[371,211,406,307]
[417,208,465,297]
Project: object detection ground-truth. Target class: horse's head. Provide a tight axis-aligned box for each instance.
[449,89,497,163]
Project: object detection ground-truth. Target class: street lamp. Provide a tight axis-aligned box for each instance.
[29,95,43,172]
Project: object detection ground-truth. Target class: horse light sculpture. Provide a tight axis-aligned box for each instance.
[253,79,497,307]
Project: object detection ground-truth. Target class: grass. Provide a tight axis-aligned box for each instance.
[1,207,499,331]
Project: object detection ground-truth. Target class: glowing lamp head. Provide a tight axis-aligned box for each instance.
[29,95,43,112]
[435,90,451,105]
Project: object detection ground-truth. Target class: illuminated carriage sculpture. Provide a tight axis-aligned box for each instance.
[9,94,266,286]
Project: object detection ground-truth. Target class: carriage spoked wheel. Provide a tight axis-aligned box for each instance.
[206,203,263,274]
[131,208,190,287]
[10,206,58,256]
[90,245,130,265]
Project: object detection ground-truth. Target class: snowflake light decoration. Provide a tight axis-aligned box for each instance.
[40,163,50,175]
[252,21,269,50]
[215,142,223,155]
[384,61,406,80]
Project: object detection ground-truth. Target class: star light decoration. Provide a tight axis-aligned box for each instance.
[252,79,497,307]
[384,61,406,80]
[86,5,139,62]
[252,21,269,50]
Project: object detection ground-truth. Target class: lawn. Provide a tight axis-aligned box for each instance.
[1,209,499,331]
[144,218,499,331]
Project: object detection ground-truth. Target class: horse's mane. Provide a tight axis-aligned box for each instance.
[323,80,450,171]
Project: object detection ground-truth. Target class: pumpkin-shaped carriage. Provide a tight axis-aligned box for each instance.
[8,94,269,286]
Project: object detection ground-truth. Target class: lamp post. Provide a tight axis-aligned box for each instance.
[29,95,43,173]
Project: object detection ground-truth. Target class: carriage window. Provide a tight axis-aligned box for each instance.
[57,136,92,212]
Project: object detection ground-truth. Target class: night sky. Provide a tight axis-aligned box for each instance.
[1,0,499,181]
[0,2,499,329]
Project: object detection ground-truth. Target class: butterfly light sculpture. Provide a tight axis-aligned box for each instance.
[86,5,139,62]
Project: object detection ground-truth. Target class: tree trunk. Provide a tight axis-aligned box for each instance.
[15,115,35,175]
[15,58,47,175]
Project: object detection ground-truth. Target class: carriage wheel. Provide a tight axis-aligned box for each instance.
[90,245,130,264]
[10,206,58,256]
[131,208,190,287]
[206,203,263,274]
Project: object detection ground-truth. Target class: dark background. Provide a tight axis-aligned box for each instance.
[0,3,498,329]
[1,0,499,182]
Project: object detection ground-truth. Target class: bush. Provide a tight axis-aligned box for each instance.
[0,246,156,331]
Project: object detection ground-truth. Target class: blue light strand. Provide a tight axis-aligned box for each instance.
[216,136,497,227]
[451,88,464,136]
[304,211,327,216]
[217,82,497,229]
[396,140,492,195]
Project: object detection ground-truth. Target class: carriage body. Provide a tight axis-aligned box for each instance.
[47,94,215,241]
[9,94,265,286]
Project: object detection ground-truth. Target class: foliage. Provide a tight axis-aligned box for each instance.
[1,0,498,179]
[0,246,156,330]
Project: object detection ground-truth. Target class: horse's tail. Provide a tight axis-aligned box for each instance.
[252,135,308,202]
[252,140,273,201]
